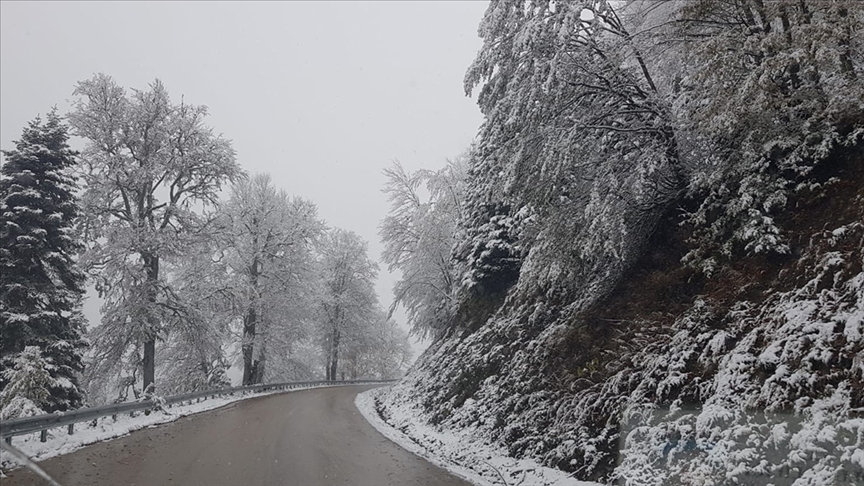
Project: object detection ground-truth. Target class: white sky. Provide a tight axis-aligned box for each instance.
[1,1,487,354]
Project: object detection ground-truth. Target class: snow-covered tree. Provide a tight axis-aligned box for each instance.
[317,229,379,381]
[456,0,688,316]
[68,74,242,395]
[219,173,322,385]
[155,242,234,395]
[455,0,863,305]
[659,0,864,268]
[0,111,87,411]
[380,2,863,484]
[380,156,467,339]
[340,311,412,380]
[0,346,54,419]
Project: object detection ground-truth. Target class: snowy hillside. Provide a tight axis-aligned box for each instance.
[376,1,864,484]
[381,170,862,484]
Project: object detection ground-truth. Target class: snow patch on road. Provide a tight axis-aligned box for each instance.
[356,387,601,486]
[1,384,333,473]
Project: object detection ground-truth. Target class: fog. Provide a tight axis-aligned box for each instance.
[1,1,487,354]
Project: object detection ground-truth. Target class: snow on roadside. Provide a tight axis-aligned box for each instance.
[356,387,601,486]
[1,383,336,472]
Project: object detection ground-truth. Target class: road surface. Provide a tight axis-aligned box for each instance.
[3,385,471,486]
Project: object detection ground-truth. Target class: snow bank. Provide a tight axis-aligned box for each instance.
[356,387,601,486]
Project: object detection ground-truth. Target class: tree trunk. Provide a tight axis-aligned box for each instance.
[243,249,260,386]
[142,252,159,394]
[253,342,266,384]
[242,307,256,385]
[143,339,155,393]
[328,326,340,381]
[253,359,265,384]
[325,331,331,381]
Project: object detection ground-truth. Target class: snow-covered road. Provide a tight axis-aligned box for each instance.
[2,385,470,486]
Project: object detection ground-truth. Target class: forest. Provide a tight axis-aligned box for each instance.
[0,74,412,417]
[376,1,864,485]
[1,0,862,484]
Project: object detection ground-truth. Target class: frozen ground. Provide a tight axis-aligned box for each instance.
[0,383,339,473]
[356,387,602,486]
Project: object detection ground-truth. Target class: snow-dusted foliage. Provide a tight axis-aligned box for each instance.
[0,111,87,411]
[218,173,323,385]
[68,74,243,396]
[384,216,864,483]
[0,347,53,419]
[153,244,234,395]
[613,221,864,486]
[316,229,382,381]
[379,1,864,485]
[339,310,413,380]
[0,395,45,421]
[661,0,864,268]
[457,0,687,318]
[380,156,467,339]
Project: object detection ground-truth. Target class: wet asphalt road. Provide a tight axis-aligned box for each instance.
[3,385,470,486]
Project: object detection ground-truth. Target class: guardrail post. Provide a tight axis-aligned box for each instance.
[40,430,47,442]
[68,424,74,435]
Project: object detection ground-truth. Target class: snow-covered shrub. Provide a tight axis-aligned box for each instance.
[0,346,54,418]
[671,0,864,268]
[0,395,45,420]
[455,201,524,297]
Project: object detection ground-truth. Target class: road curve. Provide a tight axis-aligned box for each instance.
[3,385,471,486]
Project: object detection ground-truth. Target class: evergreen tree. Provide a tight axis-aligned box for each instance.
[0,346,53,419]
[0,109,88,411]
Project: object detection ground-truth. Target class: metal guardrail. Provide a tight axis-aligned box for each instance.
[0,379,396,444]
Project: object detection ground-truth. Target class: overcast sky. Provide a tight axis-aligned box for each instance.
[1,0,487,353]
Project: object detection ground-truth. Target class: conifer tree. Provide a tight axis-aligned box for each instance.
[0,346,53,419]
[0,110,88,411]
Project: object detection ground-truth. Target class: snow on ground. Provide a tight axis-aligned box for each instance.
[356,387,602,486]
[0,383,339,473]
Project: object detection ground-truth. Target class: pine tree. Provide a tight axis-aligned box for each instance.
[0,109,88,411]
[0,346,53,419]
